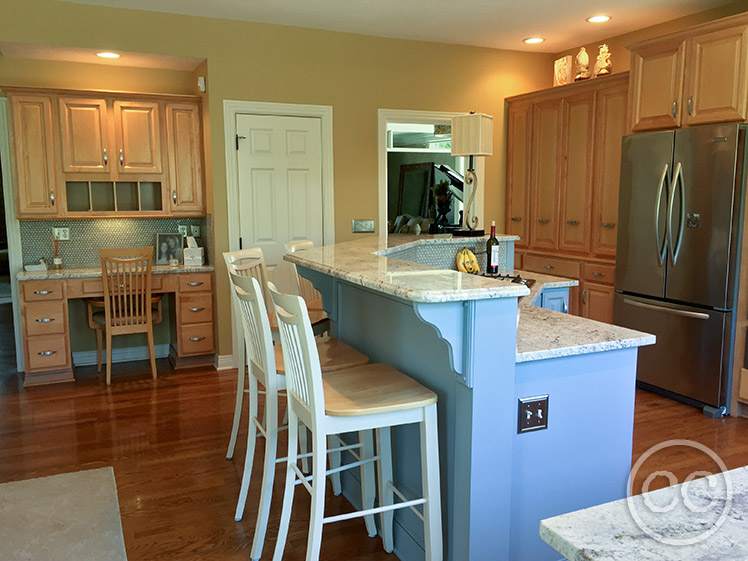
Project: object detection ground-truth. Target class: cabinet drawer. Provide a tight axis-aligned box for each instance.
[24,301,66,336]
[179,273,212,293]
[582,262,615,285]
[523,255,581,279]
[78,276,163,296]
[179,293,213,325]
[179,323,215,356]
[26,335,69,372]
[22,280,64,302]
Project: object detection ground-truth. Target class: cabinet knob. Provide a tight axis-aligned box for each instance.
[189,336,205,342]
[566,220,579,226]
[511,217,522,222]
[538,218,549,224]
[103,148,108,166]
[602,222,615,228]
[671,100,678,118]
[544,264,554,270]
[119,149,124,166]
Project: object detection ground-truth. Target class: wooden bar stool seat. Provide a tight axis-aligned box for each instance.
[273,336,369,375]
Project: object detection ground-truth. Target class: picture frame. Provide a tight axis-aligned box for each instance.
[155,233,184,265]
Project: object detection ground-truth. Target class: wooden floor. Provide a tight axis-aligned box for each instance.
[1,351,747,560]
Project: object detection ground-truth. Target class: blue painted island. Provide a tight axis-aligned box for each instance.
[285,234,654,561]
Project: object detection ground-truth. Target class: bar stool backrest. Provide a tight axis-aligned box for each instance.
[268,282,323,428]
[223,248,272,309]
[99,247,153,330]
[229,274,277,390]
[284,241,321,304]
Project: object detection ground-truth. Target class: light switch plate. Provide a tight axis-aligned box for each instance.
[52,227,70,241]
[190,225,201,237]
[178,225,189,236]
[352,219,375,233]
[517,395,549,433]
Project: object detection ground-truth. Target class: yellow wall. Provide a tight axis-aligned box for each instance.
[553,0,748,76]
[1,0,554,356]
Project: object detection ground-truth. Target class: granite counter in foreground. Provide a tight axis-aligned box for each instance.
[540,466,748,561]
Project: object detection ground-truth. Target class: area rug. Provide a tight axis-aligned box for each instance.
[0,467,128,560]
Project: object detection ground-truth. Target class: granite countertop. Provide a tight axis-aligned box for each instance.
[540,466,748,560]
[17,264,214,280]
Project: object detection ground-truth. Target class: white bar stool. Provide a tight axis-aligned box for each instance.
[229,274,377,561]
[269,283,443,561]
[285,240,324,311]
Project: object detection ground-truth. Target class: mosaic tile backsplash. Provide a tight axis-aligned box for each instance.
[383,237,513,272]
[20,217,209,268]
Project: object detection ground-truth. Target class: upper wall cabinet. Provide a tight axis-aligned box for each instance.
[9,94,59,218]
[6,87,206,218]
[505,101,532,248]
[629,13,748,132]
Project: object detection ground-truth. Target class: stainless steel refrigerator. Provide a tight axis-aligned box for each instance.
[613,123,747,416]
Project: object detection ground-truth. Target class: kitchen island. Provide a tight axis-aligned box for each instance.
[285,235,654,561]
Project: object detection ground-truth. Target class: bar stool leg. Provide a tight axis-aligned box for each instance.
[226,342,246,460]
[234,374,259,521]
[248,387,279,560]
[272,410,300,561]
[376,426,395,553]
[420,403,443,561]
[328,435,342,495]
[360,430,378,537]
[305,428,328,561]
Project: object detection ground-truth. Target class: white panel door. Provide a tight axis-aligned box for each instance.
[236,114,323,291]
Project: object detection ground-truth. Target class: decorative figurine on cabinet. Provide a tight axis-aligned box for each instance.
[594,44,612,76]
[574,47,590,81]
[553,55,573,86]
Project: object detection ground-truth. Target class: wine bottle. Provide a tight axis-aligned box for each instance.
[486,221,499,274]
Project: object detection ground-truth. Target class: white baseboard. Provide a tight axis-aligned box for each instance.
[72,344,171,367]
[214,354,234,370]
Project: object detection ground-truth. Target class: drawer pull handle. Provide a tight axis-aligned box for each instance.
[103,148,108,166]
[119,148,124,166]
[173,191,177,204]
[35,318,54,323]
[38,350,56,356]
[602,222,615,228]
[566,220,579,226]
[538,219,549,224]
[511,217,522,222]
[592,272,606,277]
[188,307,205,312]
[187,281,204,287]
[545,265,554,270]
[189,336,206,342]
[34,290,52,295]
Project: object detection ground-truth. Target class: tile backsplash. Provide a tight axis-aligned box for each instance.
[20,217,208,268]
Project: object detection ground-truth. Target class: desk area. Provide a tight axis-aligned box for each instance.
[17,265,216,386]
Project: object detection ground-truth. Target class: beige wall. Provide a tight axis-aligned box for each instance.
[553,0,748,76]
[1,0,554,356]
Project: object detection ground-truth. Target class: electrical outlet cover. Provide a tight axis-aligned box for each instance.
[52,227,70,241]
[352,219,375,233]
[178,225,188,236]
[190,225,201,237]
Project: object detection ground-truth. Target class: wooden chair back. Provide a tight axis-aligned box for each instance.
[285,240,322,304]
[99,247,154,334]
[229,273,277,389]
[223,248,272,309]
[268,282,323,428]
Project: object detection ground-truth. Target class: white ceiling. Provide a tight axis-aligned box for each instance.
[63,0,736,52]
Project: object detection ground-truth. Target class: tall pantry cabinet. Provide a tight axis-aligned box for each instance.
[506,73,628,323]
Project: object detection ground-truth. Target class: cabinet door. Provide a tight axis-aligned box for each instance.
[592,81,628,258]
[506,101,532,248]
[166,103,204,214]
[582,281,614,323]
[530,98,562,250]
[113,101,163,174]
[559,92,595,254]
[59,97,109,173]
[9,94,59,217]
[629,39,686,131]
[540,288,569,314]
[685,25,748,125]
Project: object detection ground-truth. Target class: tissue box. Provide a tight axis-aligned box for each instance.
[184,247,205,266]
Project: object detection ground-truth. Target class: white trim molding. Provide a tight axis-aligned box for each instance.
[214,354,234,371]
[223,99,335,369]
[377,108,484,235]
[0,98,24,372]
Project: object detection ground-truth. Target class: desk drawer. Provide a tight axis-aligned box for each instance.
[582,262,615,285]
[523,255,581,279]
[179,273,212,293]
[24,301,66,336]
[26,335,69,372]
[22,281,64,302]
[179,323,215,356]
[179,293,213,325]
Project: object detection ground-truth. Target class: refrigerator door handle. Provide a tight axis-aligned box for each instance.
[654,163,669,265]
[667,161,686,265]
[622,297,710,320]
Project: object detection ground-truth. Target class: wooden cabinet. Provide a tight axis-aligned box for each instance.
[629,39,686,132]
[592,81,628,257]
[113,101,163,175]
[581,282,615,324]
[559,91,595,254]
[175,273,215,358]
[59,97,110,173]
[540,288,569,314]
[166,103,205,215]
[685,25,748,124]
[529,98,562,250]
[9,94,59,218]
[505,101,532,248]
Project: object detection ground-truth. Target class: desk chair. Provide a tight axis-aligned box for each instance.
[285,240,323,311]
[84,248,162,385]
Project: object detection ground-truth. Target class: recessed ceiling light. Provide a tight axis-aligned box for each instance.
[96,52,120,59]
[586,15,611,23]
[523,37,545,44]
